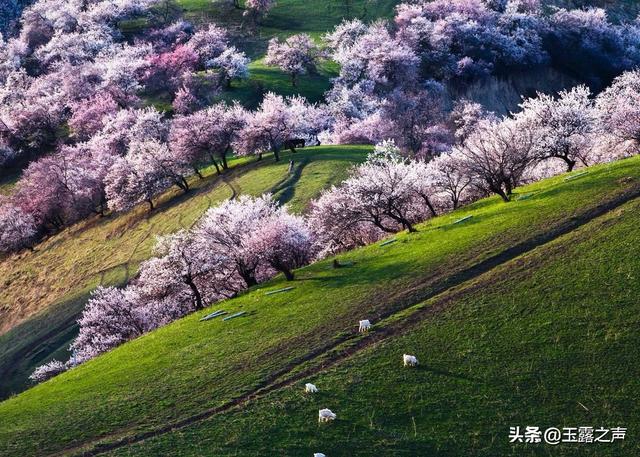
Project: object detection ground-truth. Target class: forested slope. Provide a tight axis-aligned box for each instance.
[0,146,368,399]
[0,155,638,457]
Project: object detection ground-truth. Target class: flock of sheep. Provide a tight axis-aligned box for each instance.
[307,319,419,457]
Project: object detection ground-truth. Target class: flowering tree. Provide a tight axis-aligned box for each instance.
[172,71,221,114]
[546,8,640,89]
[187,23,228,67]
[209,46,250,87]
[0,199,37,253]
[331,22,418,91]
[68,93,119,141]
[450,99,496,143]
[323,18,367,52]
[235,93,318,161]
[596,70,640,152]
[246,211,314,280]
[265,34,321,86]
[172,85,200,114]
[394,0,548,82]
[145,44,199,91]
[516,85,599,171]
[169,103,247,174]
[29,360,68,383]
[427,151,476,210]
[243,0,275,27]
[14,148,105,228]
[309,141,433,252]
[308,186,384,256]
[195,194,277,287]
[379,84,448,158]
[69,286,146,364]
[457,117,535,201]
[136,230,235,311]
[105,139,190,212]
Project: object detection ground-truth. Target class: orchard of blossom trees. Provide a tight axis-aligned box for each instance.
[0,0,638,382]
[30,107,637,381]
[2,0,640,255]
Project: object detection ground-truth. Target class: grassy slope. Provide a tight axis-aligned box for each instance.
[0,156,638,456]
[0,146,368,399]
[110,190,640,457]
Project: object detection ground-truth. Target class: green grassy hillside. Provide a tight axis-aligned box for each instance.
[1,156,638,456]
[110,185,640,457]
[0,146,369,400]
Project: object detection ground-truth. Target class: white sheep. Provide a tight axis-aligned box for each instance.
[318,408,337,423]
[305,383,318,393]
[358,319,371,332]
[403,354,418,367]
[313,454,326,457]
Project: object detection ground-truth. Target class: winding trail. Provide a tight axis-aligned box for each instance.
[54,184,640,457]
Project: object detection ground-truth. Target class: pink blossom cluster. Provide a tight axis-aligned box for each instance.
[35,194,314,378]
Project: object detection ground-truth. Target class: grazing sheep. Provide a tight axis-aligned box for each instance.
[358,319,371,332]
[305,383,318,393]
[318,408,337,423]
[403,354,418,367]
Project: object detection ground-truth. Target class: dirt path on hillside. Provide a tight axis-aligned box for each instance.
[51,183,640,457]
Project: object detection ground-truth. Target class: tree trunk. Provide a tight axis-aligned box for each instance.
[403,220,416,232]
[273,147,280,162]
[176,177,190,193]
[240,271,258,288]
[186,277,204,310]
[494,188,510,202]
[212,159,221,175]
[193,166,204,180]
[257,153,263,161]
[281,268,294,281]
[566,159,576,172]
[504,180,513,196]
[147,199,155,211]
[221,147,230,169]
[423,196,437,217]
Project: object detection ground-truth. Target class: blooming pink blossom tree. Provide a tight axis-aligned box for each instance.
[186,23,228,68]
[456,117,536,201]
[69,286,146,364]
[169,103,247,174]
[596,70,640,152]
[330,22,418,91]
[246,211,314,280]
[195,194,277,287]
[135,230,236,311]
[235,93,323,161]
[105,139,189,212]
[0,198,37,253]
[29,360,68,383]
[243,0,275,27]
[516,85,599,171]
[265,34,321,87]
[68,93,119,141]
[145,44,199,91]
[308,141,434,253]
[427,151,476,210]
[209,46,250,87]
